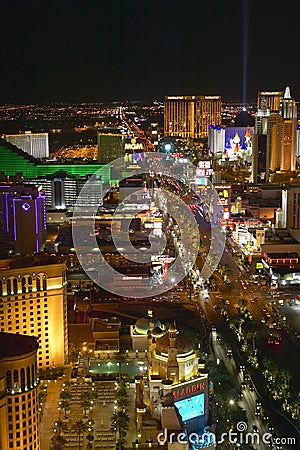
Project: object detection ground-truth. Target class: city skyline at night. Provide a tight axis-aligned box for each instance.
[1,1,300,449]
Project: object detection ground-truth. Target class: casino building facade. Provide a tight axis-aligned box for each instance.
[132,317,214,449]
[0,256,68,369]
[0,332,40,450]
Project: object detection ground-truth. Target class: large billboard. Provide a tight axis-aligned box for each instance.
[175,393,205,421]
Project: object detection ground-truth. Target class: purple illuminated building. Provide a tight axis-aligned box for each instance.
[0,184,46,257]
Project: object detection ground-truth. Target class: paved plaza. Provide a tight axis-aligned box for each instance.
[40,370,138,449]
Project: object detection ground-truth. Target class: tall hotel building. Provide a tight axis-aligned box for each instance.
[23,175,103,210]
[0,256,68,370]
[257,91,284,113]
[279,86,297,172]
[0,185,46,258]
[164,95,222,139]
[97,132,125,164]
[252,98,269,183]
[253,86,297,180]
[208,125,225,157]
[4,131,49,159]
[0,333,40,450]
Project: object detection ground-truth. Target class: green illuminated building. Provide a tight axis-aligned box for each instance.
[0,140,111,183]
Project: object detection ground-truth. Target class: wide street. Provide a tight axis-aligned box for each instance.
[210,329,271,450]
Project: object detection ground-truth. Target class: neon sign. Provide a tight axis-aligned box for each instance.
[172,382,205,398]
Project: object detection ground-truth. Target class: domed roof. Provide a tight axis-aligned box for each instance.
[135,317,162,335]
[152,326,164,337]
[156,331,194,355]
[234,110,255,127]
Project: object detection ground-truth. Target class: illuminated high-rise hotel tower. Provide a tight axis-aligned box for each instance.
[279,86,297,172]
[0,185,46,258]
[4,131,49,159]
[279,86,297,119]
[252,97,270,183]
[164,95,221,139]
[0,333,40,450]
[0,256,68,370]
[254,86,297,179]
[257,91,283,113]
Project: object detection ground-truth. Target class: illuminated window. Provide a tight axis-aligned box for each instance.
[7,279,12,295]
[42,275,47,290]
[28,277,32,293]
[36,276,41,291]
[31,365,34,384]
[21,368,25,391]
[26,366,31,389]
[13,369,19,384]
[13,278,18,294]
[21,278,26,293]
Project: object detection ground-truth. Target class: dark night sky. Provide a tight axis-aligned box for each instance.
[1,0,300,104]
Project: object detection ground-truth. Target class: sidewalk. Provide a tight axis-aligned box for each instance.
[40,374,69,449]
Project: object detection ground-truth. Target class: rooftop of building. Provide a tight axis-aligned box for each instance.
[0,254,63,271]
[263,252,299,259]
[156,330,194,356]
[68,324,94,348]
[134,316,162,335]
[0,182,43,196]
[246,228,300,246]
[92,317,121,332]
[263,230,299,244]
[0,332,38,359]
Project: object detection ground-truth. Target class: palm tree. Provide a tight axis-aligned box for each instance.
[59,400,70,419]
[71,419,88,450]
[291,392,300,419]
[116,380,129,411]
[279,368,292,389]
[80,393,91,418]
[60,389,71,401]
[110,410,130,446]
[88,389,98,403]
[86,433,94,448]
[117,380,127,395]
[68,344,80,364]
[49,435,67,450]
[38,390,46,405]
[53,419,68,437]
[263,358,278,382]
[244,327,258,350]
[114,350,128,380]
[117,395,130,411]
